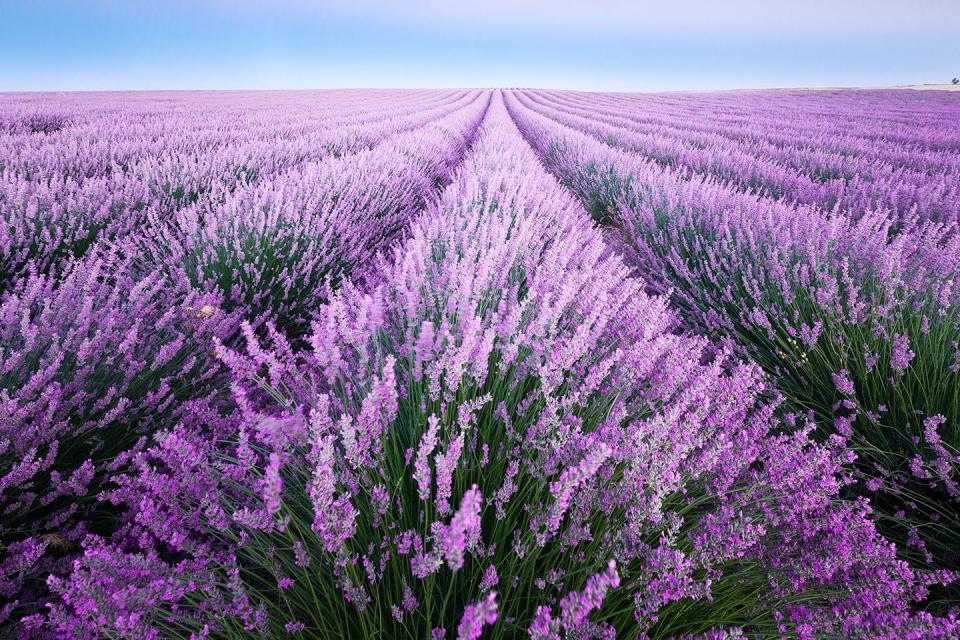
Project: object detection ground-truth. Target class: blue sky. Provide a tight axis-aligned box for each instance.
[1,0,957,91]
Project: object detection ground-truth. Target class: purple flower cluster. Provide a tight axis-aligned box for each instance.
[457,592,498,640]
[1,87,958,639]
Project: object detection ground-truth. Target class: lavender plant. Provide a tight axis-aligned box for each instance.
[0,248,236,628]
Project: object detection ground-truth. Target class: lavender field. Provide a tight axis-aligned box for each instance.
[2,88,959,638]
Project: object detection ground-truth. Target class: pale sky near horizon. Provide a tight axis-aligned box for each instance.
[1,0,957,92]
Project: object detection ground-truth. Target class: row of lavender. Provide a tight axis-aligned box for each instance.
[1,89,482,289]
[506,89,960,594]
[1,86,958,639]
[519,89,960,225]
[1,89,490,633]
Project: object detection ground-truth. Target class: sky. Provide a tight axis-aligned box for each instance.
[1,0,958,92]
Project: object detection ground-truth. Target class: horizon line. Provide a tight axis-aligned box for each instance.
[2,82,959,95]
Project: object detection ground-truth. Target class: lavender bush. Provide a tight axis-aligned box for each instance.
[0,248,236,627]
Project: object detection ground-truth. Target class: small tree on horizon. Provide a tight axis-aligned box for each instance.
[953,77,960,85]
